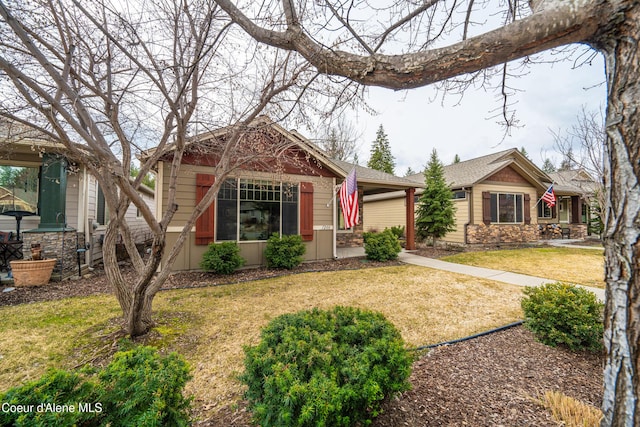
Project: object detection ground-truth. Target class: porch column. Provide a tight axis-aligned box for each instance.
[405,188,416,250]
[38,153,67,230]
[571,195,581,224]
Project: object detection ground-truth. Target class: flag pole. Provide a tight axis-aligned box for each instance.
[326,184,341,207]
[326,167,356,207]
[534,182,555,209]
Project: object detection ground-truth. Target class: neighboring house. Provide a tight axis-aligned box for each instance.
[152,116,417,271]
[545,169,600,234]
[0,129,155,280]
[364,148,591,246]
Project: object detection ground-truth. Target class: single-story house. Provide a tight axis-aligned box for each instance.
[0,127,155,280]
[542,169,600,236]
[364,148,592,246]
[153,116,418,271]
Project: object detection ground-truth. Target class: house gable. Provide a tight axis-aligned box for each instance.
[166,120,341,180]
[483,165,531,185]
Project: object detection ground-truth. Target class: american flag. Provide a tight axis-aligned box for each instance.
[541,184,556,208]
[339,168,359,229]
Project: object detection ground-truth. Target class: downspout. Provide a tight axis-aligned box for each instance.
[332,177,337,259]
[156,162,164,270]
[464,187,471,244]
[82,166,91,267]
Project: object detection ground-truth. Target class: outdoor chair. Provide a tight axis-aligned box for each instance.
[561,227,571,239]
[0,231,23,272]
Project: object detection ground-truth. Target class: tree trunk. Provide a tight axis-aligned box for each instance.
[595,3,640,424]
[102,218,165,337]
[125,241,165,337]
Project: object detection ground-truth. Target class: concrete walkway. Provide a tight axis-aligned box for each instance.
[398,251,605,302]
[337,246,605,302]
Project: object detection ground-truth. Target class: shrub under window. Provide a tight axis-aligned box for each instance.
[200,241,245,274]
[264,233,306,269]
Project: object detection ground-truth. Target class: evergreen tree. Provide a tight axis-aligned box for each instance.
[541,158,556,173]
[453,154,461,164]
[519,146,530,159]
[130,165,156,189]
[415,149,456,246]
[404,166,416,177]
[367,125,395,174]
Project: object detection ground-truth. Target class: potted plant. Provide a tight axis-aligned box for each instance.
[10,243,57,286]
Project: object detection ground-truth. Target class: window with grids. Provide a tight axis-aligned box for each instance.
[490,193,523,223]
[215,179,298,241]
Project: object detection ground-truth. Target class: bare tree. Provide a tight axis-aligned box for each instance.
[0,0,350,337]
[213,0,640,423]
[315,116,361,162]
[552,107,605,234]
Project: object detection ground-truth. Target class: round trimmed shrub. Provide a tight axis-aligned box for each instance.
[264,233,306,269]
[200,241,245,274]
[521,282,603,352]
[364,229,401,261]
[241,306,412,427]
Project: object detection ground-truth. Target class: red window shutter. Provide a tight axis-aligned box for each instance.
[524,194,531,225]
[300,182,314,241]
[482,192,491,225]
[195,173,215,245]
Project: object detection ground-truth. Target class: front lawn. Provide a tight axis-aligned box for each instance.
[0,265,523,420]
[442,247,605,288]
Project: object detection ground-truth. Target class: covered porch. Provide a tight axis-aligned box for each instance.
[0,140,91,283]
[332,161,419,251]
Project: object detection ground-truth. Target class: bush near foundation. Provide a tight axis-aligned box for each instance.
[200,241,245,274]
[264,234,306,269]
[241,306,412,427]
[364,229,402,261]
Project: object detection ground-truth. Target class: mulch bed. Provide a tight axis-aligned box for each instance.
[0,249,604,425]
[200,326,603,427]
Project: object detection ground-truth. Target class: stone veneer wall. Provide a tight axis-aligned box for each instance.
[336,188,364,248]
[22,229,85,281]
[565,224,587,240]
[465,223,588,245]
[466,224,540,244]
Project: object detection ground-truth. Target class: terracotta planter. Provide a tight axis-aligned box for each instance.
[10,259,57,286]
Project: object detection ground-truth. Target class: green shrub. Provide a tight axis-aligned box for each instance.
[387,225,405,240]
[364,229,402,261]
[264,233,306,269]
[98,346,192,426]
[521,282,604,352]
[241,306,412,427]
[200,241,245,274]
[0,346,192,427]
[0,369,99,426]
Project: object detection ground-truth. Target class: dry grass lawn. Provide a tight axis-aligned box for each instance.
[442,247,605,288]
[0,265,524,420]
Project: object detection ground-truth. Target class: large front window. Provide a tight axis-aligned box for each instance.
[490,193,523,223]
[216,179,298,241]
[0,166,39,214]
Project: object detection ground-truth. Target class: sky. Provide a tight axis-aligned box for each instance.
[346,48,607,175]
